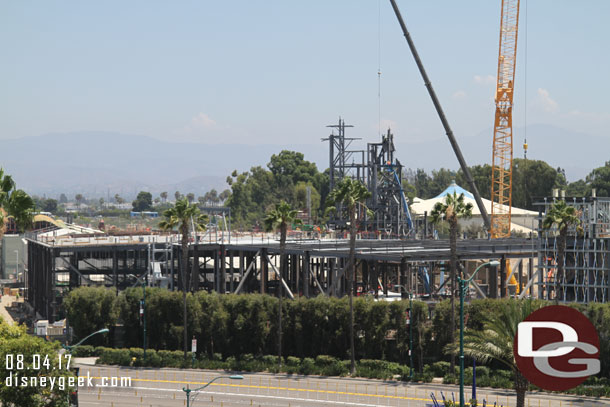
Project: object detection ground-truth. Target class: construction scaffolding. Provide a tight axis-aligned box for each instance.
[534,196,610,303]
[26,234,536,322]
[323,118,412,237]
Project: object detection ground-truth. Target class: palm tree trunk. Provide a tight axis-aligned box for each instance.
[515,369,529,407]
[449,218,457,372]
[556,228,567,303]
[349,207,356,375]
[181,225,189,360]
[278,223,286,371]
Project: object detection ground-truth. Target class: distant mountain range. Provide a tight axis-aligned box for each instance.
[0,124,604,199]
[394,123,607,182]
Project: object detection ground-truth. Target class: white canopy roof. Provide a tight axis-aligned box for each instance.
[410,182,538,217]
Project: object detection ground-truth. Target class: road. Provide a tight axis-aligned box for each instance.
[74,364,607,407]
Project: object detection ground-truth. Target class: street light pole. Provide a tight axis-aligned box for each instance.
[458,260,499,407]
[63,328,110,352]
[14,249,19,279]
[141,281,147,364]
[183,375,243,407]
[394,284,414,378]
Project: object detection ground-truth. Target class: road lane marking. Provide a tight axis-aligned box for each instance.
[82,387,398,407]
[88,376,433,403]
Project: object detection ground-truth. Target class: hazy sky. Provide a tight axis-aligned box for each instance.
[2,1,609,157]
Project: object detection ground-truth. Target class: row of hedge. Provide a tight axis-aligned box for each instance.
[62,287,610,378]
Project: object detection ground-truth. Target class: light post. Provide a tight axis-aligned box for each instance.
[394,284,414,379]
[14,249,19,279]
[62,328,109,407]
[458,260,499,407]
[63,328,110,352]
[141,282,147,364]
[183,375,243,407]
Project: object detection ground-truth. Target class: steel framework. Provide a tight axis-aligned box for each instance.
[323,119,411,237]
[533,197,610,303]
[26,235,536,322]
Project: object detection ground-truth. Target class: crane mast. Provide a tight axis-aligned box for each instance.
[491,0,520,238]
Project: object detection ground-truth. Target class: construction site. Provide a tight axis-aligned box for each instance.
[11,0,610,322]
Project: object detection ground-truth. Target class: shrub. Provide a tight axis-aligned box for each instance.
[158,350,184,368]
[97,348,131,366]
[312,355,348,376]
[443,373,457,384]
[356,359,404,380]
[144,350,162,367]
[71,345,95,357]
[299,358,315,375]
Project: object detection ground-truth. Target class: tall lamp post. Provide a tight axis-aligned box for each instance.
[63,328,110,352]
[183,375,243,407]
[458,260,500,407]
[14,249,19,280]
[394,285,414,379]
[62,328,109,407]
[141,282,147,364]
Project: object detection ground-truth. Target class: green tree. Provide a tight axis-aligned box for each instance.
[264,201,302,369]
[456,299,542,407]
[186,192,195,203]
[75,194,83,208]
[428,168,456,197]
[294,182,320,222]
[586,161,610,196]
[63,287,116,346]
[114,194,124,205]
[174,191,181,201]
[219,189,231,202]
[413,169,432,198]
[566,179,589,197]
[0,168,16,234]
[542,200,580,302]
[42,198,58,213]
[456,164,492,200]
[59,193,68,204]
[430,192,472,371]
[160,191,168,203]
[512,159,563,209]
[326,177,371,374]
[6,190,35,233]
[159,198,208,359]
[0,317,75,406]
[132,191,153,212]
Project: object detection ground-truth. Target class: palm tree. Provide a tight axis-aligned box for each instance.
[6,190,35,233]
[542,199,580,303]
[326,177,371,374]
[0,168,16,237]
[75,194,83,208]
[430,191,473,371]
[264,201,302,370]
[455,299,541,407]
[160,191,168,203]
[159,198,208,359]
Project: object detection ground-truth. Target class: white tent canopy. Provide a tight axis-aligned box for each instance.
[410,182,538,233]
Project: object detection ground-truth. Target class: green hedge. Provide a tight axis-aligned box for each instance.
[64,288,610,381]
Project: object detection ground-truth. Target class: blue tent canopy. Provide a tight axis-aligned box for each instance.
[433,182,474,200]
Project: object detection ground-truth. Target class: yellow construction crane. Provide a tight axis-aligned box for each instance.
[491,0,520,238]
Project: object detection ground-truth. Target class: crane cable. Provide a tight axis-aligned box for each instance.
[378,0,382,137]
